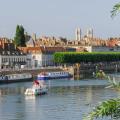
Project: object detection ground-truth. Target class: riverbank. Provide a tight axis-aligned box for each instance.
[0,62,120,80]
[67,62,120,79]
[0,67,63,77]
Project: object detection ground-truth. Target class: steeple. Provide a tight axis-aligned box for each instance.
[75,28,81,41]
[86,28,93,38]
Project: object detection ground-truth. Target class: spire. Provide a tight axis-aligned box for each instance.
[75,28,81,41]
[86,28,93,38]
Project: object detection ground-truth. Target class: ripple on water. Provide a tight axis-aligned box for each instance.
[0,79,119,120]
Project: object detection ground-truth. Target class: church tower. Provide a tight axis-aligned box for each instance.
[86,28,93,38]
[75,28,81,41]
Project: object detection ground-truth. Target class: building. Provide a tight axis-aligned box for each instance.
[75,28,81,41]
[81,46,120,52]
[0,39,27,69]
[19,46,66,68]
[86,28,93,38]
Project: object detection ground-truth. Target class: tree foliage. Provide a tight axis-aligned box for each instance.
[83,99,120,120]
[106,76,120,90]
[83,3,120,120]
[54,52,120,64]
[14,25,26,47]
[111,2,120,17]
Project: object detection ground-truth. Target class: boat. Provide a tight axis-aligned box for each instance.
[24,80,48,96]
[0,73,33,84]
[37,71,72,80]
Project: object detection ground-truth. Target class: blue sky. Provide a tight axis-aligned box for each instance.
[0,0,120,39]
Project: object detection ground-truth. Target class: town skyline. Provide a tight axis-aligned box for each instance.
[0,0,120,39]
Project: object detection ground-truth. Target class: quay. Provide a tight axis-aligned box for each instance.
[0,67,63,78]
[0,62,120,80]
[66,62,120,79]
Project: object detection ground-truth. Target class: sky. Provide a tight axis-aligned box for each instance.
[0,0,120,39]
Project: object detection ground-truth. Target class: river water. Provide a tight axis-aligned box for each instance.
[0,79,119,120]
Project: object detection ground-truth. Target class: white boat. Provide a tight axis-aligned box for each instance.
[0,73,33,84]
[25,80,48,96]
[37,71,72,80]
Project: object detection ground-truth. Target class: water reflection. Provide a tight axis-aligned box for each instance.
[0,87,25,95]
[85,86,92,105]
[25,95,36,100]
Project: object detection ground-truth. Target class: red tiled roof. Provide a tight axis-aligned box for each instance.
[18,46,65,54]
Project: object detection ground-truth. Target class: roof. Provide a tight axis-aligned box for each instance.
[18,46,66,54]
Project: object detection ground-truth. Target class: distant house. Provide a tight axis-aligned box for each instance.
[0,39,27,69]
[18,46,66,68]
[82,46,120,52]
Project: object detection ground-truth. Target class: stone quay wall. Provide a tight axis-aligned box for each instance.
[0,62,120,79]
[0,67,63,77]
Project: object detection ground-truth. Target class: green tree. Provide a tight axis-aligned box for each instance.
[14,25,26,47]
[83,3,120,120]
[54,52,120,64]
[83,99,120,120]
[111,2,120,17]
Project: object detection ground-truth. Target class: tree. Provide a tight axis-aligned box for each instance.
[83,99,120,120]
[111,2,120,17]
[83,3,120,119]
[14,25,26,47]
[54,52,120,64]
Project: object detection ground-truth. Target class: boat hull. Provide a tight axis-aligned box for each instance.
[25,87,48,96]
[0,78,33,84]
[37,71,73,80]
[37,75,72,80]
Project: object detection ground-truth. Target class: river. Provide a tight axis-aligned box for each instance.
[0,79,119,120]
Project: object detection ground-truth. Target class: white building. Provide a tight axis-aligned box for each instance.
[19,46,65,68]
[81,46,120,52]
[0,50,27,69]
[0,39,27,69]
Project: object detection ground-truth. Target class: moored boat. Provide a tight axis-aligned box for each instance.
[37,71,72,80]
[0,73,33,84]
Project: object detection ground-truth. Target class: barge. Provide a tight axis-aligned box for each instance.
[37,71,72,80]
[0,73,33,84]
